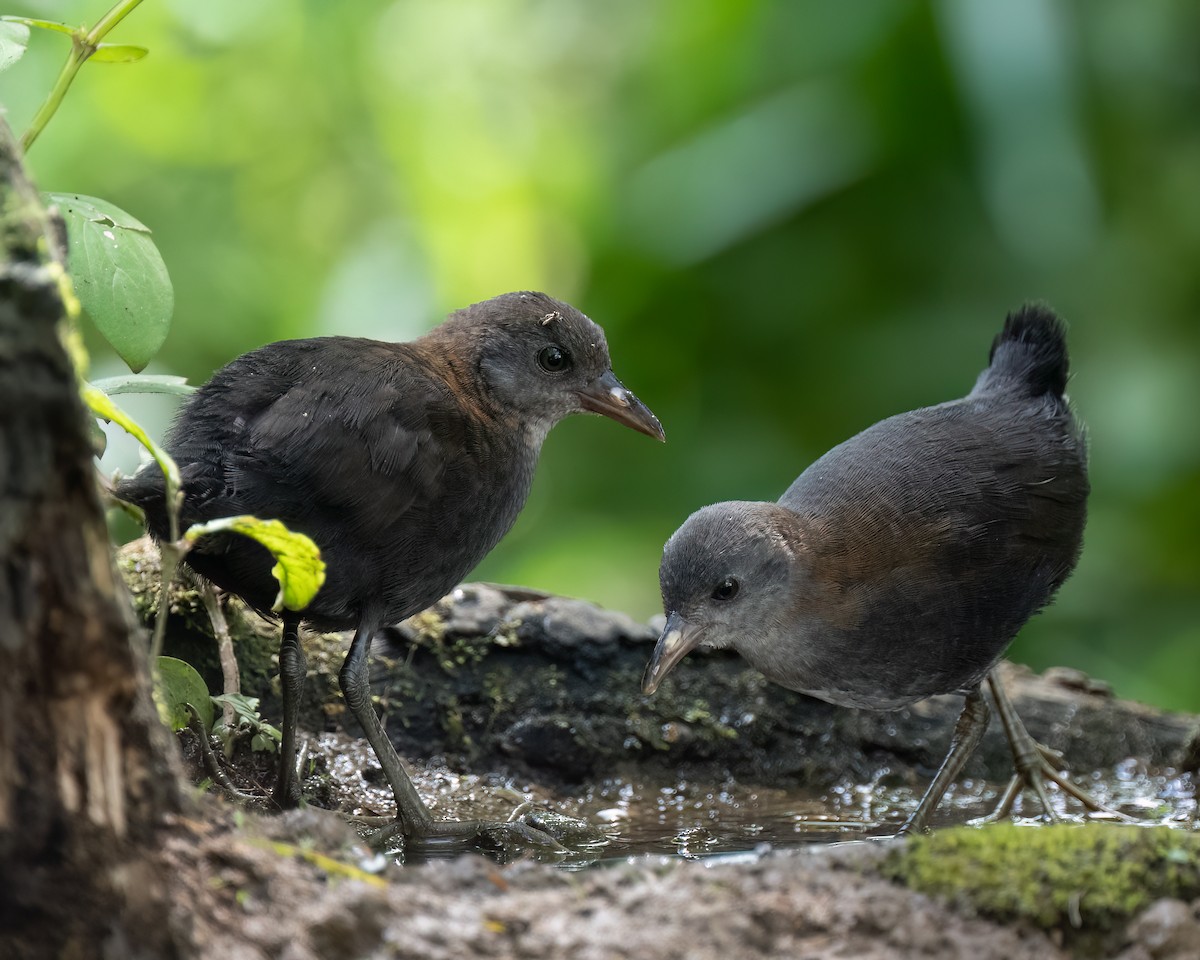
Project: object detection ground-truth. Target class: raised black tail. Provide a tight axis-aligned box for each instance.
[976,303,1070,399]
[115,466,170,541]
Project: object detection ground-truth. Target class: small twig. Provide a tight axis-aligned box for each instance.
[150,540,178,662]
[184,702,259,803]
[148,483,183,663]
[200,583,239,728]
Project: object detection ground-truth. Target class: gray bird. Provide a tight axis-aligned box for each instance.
[119,291,664,850]
[642,305,1105,833]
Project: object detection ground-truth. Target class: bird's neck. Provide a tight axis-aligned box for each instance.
[411,332,538,441]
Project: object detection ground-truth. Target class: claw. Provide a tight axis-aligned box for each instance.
[985,671,1134,823]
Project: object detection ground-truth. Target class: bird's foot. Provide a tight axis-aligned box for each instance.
[504,803,611,848]
[984,671,1133,825]
[980,742,1131,824]
[352,803,609,862]
[360,814,569,862]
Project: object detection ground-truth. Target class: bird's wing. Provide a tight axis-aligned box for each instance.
[171,340,453,537]
[782,398,1086,597]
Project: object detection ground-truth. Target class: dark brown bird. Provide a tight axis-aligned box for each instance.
[643,305,1104,832]
[119,291,663,848]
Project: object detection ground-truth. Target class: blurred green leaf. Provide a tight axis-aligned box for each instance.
[90,43,149,64]
[156,656,214,732]
[1,16,76,36]
[0,19,30,71]
[47,193,173,373]
[91,373,195,397]
[185,516,326,613]
[88,416,107,457]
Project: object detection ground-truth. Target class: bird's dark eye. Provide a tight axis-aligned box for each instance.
[711,577,740,601]
[537,345,571,373]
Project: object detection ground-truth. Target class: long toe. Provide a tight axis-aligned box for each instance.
[983,741,1131,823]
[366,817,569,864]
[1025,750,1130,820]
[508,807,611,848]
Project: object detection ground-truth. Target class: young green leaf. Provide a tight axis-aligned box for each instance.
[91,373,195,397]
[47,193,174,373]
[156,656,214,732]
[0,19,30,71]
[212,692,282,753]
[1,16,76,36]
[90,43,149,63]
[185,516,326,613]
[82,385,181,491]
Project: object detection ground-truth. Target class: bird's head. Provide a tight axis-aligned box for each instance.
[643,501,803,694]
[447,292,664,442]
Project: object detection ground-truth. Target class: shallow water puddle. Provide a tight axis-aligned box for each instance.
[307,733,1196,867]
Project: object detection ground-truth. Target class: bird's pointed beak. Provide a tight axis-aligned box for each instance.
[642,611,704,694]
[576,370,665,442]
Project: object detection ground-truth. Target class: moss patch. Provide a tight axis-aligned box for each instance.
[882,824,1200,931]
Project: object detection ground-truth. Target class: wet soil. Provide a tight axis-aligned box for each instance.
[163,793,1200,960]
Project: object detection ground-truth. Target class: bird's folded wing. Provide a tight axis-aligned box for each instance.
[175,361,453,537]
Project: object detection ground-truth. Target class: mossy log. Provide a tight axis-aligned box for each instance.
[119,537,1199,793]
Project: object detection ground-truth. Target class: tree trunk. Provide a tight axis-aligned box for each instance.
[0,119,183,959]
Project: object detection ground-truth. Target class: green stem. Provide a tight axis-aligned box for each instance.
[20,51,85,152]
[85,0,146,46]
[80,385,183,660]
[19,0,148,153]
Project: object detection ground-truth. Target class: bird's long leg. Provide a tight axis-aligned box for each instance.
[983,669,1126,822]
[339,607,564,856]
[899,686,990,835]
[339,608,434,832]
[272,611,307,808]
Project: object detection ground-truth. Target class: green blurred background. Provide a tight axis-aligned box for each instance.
[3,0,1197,709]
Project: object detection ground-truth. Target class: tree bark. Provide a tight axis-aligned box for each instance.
[0,119,183,959]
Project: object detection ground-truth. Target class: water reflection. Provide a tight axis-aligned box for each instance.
[311,735,1195,868]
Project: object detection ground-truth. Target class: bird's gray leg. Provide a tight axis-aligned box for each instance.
[339,609,434,831]
[339,607,565,855]
[899,686,990,835]
[272,612,306,808]
[983,669,1127,822]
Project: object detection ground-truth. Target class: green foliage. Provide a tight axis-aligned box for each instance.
[184,517,326,613]
[49,192,173,372]
[158,663,282,755]
[211,693,281,755]
[0,18,29,71]
[156,655,214,732]
[882,824,1200,930]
